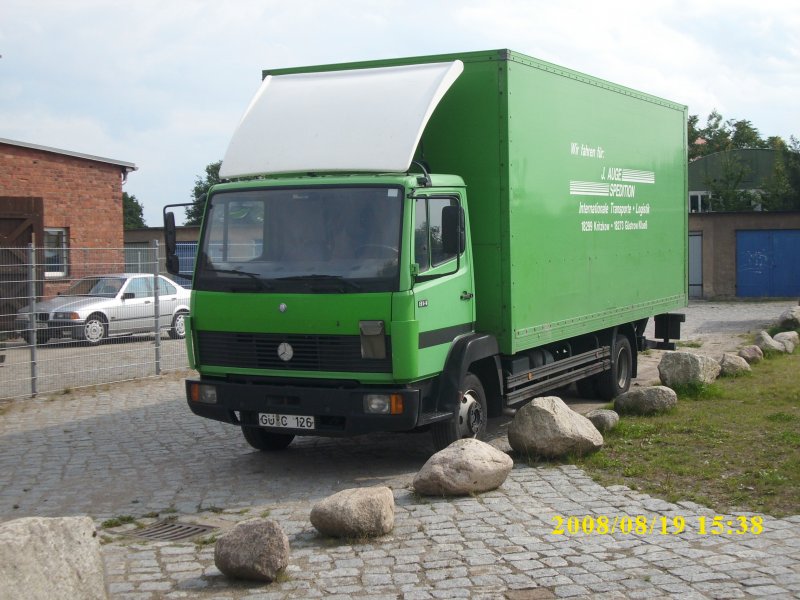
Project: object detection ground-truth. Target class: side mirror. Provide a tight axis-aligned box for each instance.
[122,292,135,301]
[441,205,466,255]
[163,211,179,276]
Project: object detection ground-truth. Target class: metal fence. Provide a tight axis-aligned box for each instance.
[0,242,190,400]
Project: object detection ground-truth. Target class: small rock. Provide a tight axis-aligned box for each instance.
[658,351,721,387]
[413,438,513,497]
[719,353,752,377]
[615,386,678,415]
[508,396,603,458]
[0,516,108,600]
[777,306,800,330]
[310,487,394,538]
[755,330,787,354]
[738,345,764,364]
[584,409,619,432]
[214,519,289,582]
[773,331,799,353]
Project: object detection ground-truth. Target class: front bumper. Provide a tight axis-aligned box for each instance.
[185,378,421,436]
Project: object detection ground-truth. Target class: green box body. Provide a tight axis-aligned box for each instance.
[271,49,688,355]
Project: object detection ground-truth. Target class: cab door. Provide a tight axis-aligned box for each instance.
[412,193,475,378]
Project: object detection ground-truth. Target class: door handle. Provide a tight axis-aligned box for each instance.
[460,291,474,301]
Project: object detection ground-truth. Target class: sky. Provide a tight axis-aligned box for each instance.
[2,0,799,226]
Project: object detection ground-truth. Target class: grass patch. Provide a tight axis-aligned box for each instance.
[676,339,704,349]
[573,352,800,517]
[101,515,137,529]
[194,534,219,547]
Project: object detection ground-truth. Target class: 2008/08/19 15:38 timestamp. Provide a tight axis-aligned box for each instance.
[551,515,764,536]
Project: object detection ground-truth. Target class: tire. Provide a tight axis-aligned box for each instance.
[241,425,295,451]
[431,372,488,451]
[596,334,632,401]
[168,311,188,340]
[82,314,108,345]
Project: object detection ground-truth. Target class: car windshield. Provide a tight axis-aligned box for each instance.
[195,186,403,293]
[65,276,126,298]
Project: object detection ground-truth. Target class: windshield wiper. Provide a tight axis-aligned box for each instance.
[274,275,362,292]
[208,268,272,291]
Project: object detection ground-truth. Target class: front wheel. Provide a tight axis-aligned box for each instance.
[82,314,108,345]
[596,334,632,401]
[431,372,487,451]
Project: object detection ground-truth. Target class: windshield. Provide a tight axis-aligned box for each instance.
[66,277,125,298]
[195,186,403,293]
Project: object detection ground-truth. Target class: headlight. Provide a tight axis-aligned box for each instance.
[363,394,403,415]
[189,382,218,404]
[55,312,81,320]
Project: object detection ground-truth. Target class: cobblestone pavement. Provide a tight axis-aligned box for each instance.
[1,301,798,598]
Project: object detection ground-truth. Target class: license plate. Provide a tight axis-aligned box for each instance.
[258,413,315,430]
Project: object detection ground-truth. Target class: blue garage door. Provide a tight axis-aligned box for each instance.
[736,230,800,297]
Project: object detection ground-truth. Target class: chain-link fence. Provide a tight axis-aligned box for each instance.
[0,242,190,400]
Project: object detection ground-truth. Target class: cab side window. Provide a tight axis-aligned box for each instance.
[415,196,460,272]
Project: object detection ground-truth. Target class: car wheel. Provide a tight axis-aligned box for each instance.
[168,311,188,339]
[431,372,488,451]
[82,314,108,345]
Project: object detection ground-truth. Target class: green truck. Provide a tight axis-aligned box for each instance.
[164,49,687,451]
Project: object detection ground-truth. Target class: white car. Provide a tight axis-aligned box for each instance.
[16,274,190,345]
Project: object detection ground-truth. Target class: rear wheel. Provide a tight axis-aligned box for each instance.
[431,372,487,451]
[596,335,632,401]
[168,311,187,339]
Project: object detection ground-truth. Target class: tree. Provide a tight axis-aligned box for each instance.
[185,160,222,225]
[123,192,146,229]
[761,136,800,211]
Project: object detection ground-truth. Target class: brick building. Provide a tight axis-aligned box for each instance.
[0,138,137,296]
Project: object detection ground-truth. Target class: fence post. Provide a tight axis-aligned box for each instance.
[27,243,38,397]
[152,239,161,376]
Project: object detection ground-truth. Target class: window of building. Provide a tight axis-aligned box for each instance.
[43,228,69,278]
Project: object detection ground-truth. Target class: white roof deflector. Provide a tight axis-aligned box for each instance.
[219,60,464,178]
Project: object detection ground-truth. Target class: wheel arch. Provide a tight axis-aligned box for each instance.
[437,333,501,415]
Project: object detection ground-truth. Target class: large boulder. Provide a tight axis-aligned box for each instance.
[755,330,787,354]
[508,396,603,458]
[774,331,799,353]
[584,408,620,432]
[614,386,678,415]
[738,345,764,364]
[413,438,513,497]
[0,516,108,600]
[777,306,800,330]
[719,353,752,377]
[214,519,289,582]
[310,486,394,538]
[658,351,720,388]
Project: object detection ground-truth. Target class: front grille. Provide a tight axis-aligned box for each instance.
[36,313,49,323]
[197,331,392,373]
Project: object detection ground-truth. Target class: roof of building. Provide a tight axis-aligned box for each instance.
[0,137,137,172]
